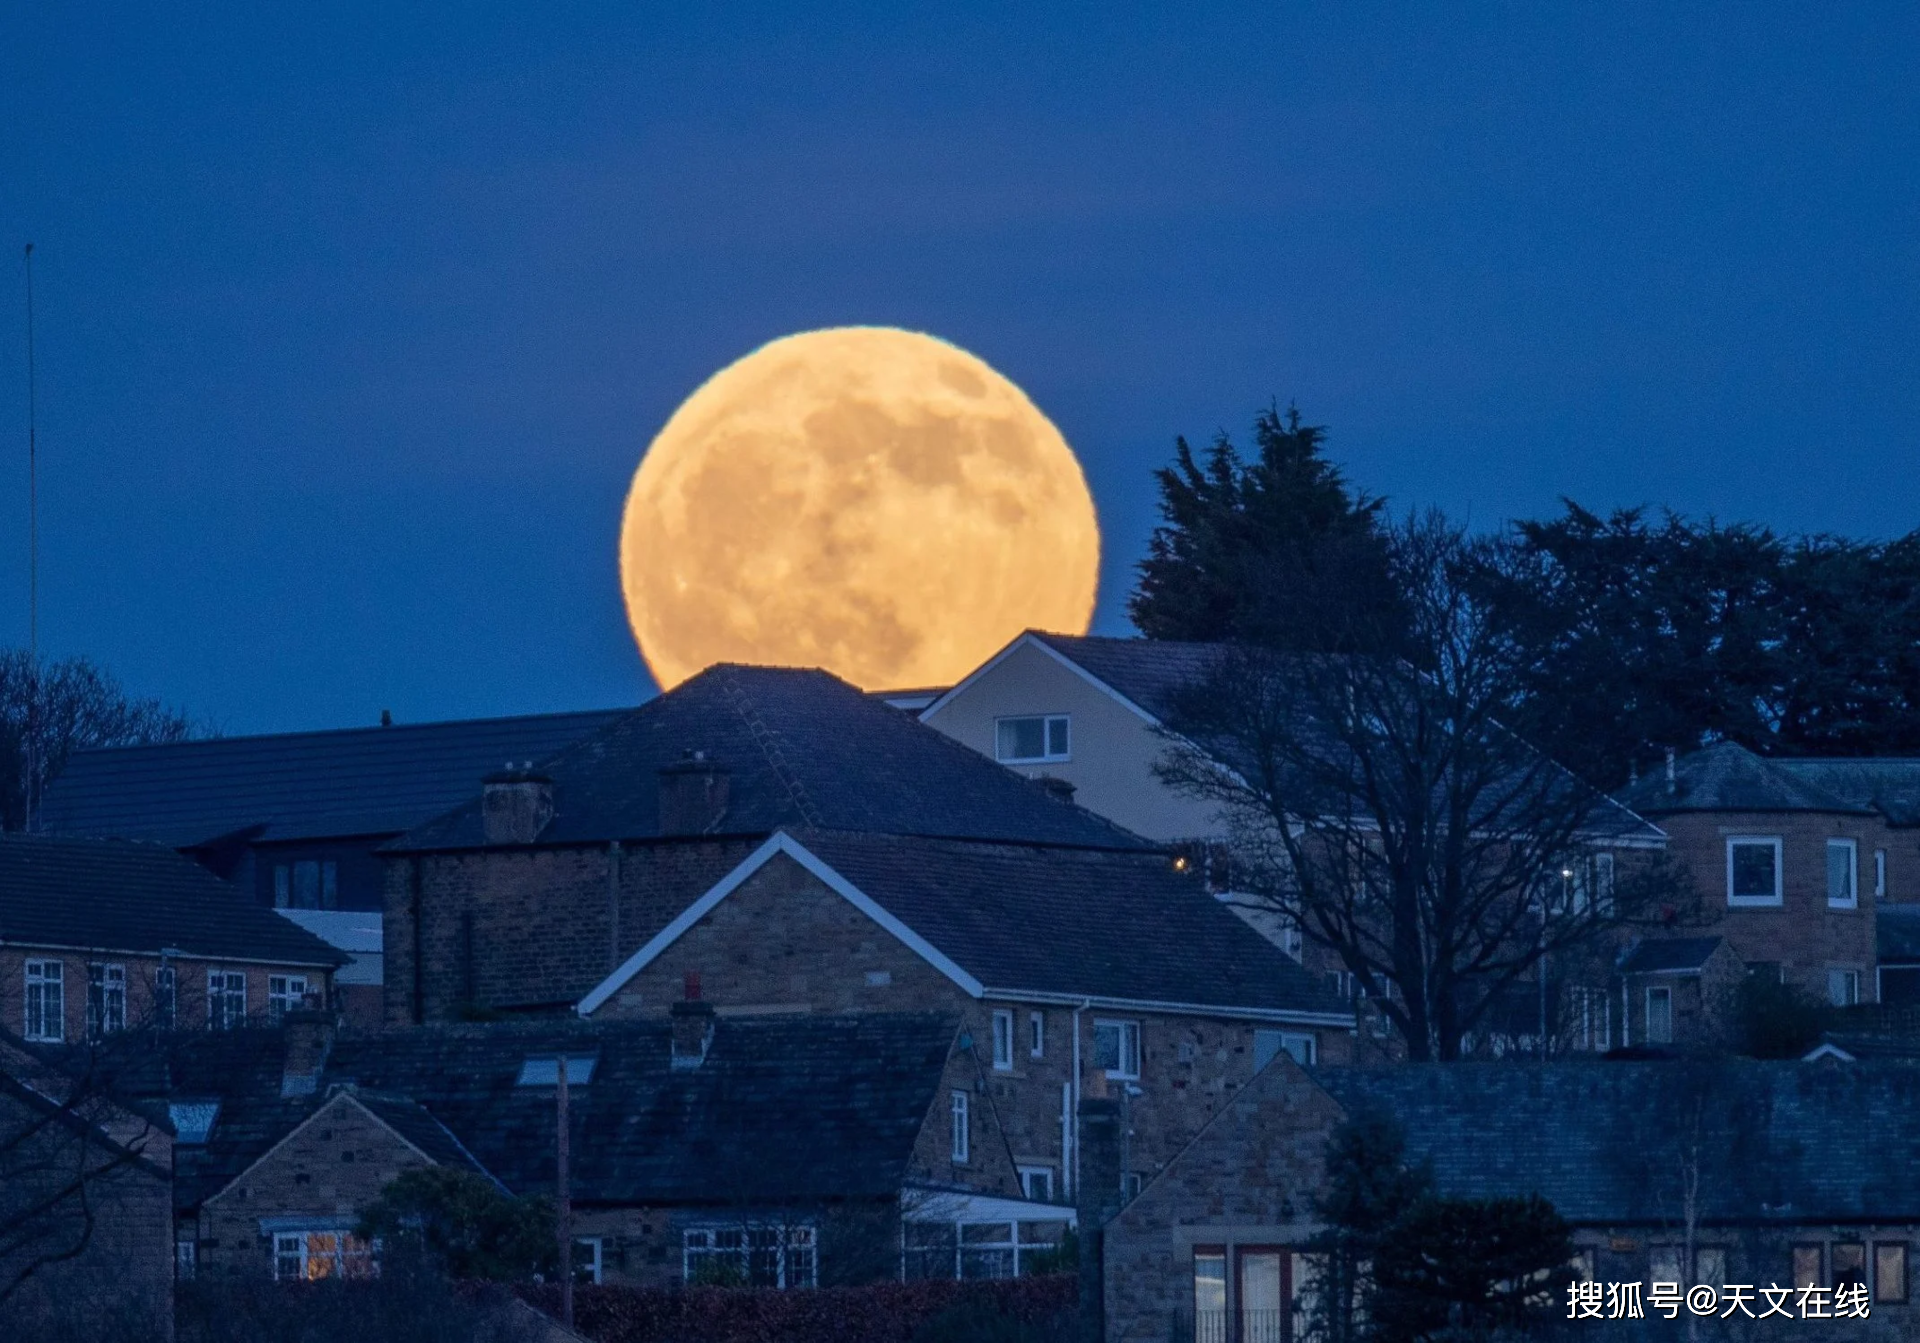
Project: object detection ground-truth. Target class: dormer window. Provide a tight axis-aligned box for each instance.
[996,715,1069,764]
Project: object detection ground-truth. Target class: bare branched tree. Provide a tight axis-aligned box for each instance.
[1,650,199,832]
[1156,514,1694,1061]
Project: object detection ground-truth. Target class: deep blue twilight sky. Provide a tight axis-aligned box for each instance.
[3,5,1916,732]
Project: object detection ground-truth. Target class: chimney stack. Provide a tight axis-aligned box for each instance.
[1076,1090,1125,1342]
[670,972,715,1069]
[483,764,554,845]
[280,1007,336,1098]
[1036,775,1076,804]
[658,752,730,836]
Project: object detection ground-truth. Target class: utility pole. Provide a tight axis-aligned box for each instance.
[556,1054,574,1329]
[21,242,37,833]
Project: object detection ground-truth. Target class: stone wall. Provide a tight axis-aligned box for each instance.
[0,948,332,1040]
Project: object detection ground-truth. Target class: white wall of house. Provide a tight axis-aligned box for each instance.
[920,639,1224,844]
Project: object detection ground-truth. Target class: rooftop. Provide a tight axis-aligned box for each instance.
[394,664,1152,853]
[0,835,346,968]
[37,708,624,847]
[1614,741,1873,818]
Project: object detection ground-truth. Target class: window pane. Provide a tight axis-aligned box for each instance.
[1731,842,1777,900]
[1093,1023,1120,1071]
[294,860,320,909]
[1646,989,1672,1045]
[1834,1243,1867,1288]
[1695,1247,1726,1288]
[1829,842,1855,903]
[1876,1244,1908,1303]
[322,861,339,910]
[1793,1245,1823,1289]
[1194,1252,1227,1315]
[1650,1246,1681,1283]
[1046,716,1069,757]
[273,865,290,908]
[997,718,1045,761]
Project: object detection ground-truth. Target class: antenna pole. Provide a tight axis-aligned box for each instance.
[21,243,36,833]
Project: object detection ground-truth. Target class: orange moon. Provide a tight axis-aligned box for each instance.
[620,327,1100,691]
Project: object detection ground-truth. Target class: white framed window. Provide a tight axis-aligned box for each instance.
[1018,1166,1054,1202]
[950,1091,970,1163]
[272,1229,374,1281]
[1829,968,1861,1008]
[175,1239,197,1280]
[24,960,63,1042]
[1253,1029,1316,1071]
[1726,837,1783,906]
[1093,1019,1141,1079]
[683,1225,815,1289]
[991,1009,1014,1070]
[572,1237,603,1285]
[1828,839,1859,909]
[1645,986,1673,1045]
[1029,1011,1045,1059]
[267,975,308,1024]
[1570,852,1616,915]
[995,714,1069,764]
[207,970,246,1030]
[87,963,126,1038]
[154,965,176,1030]
[1569,986,1612,1053]
[1875,849,1888,899]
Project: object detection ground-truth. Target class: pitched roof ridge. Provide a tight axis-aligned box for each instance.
[716,667,826,829]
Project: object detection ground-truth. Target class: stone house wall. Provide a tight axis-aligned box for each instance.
[584,851,1351,1201]
[0,948,332,1041]
[189,1092,438,1279]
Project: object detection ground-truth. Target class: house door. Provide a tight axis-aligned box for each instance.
[1238,1248,1287,1343]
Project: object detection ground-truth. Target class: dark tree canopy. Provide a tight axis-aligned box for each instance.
[356,1168,555,1282]
[0,650,197,832]
[1488,503,1920,788]
[1129,405,1397,652]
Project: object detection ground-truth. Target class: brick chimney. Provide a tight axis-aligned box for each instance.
[670,971,715,1069]
[1076,1088,1125,1342]
[482,764,554,845]
[658,752,730,836]
[280,1007,336,1098]
[1036,775,1076,804]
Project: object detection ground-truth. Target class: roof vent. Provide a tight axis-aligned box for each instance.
[658,751,730,837]
[483,765,554,845]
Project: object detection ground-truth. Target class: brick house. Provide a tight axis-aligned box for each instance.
[379,662,1156,1026]
[1613,743,1889,1038]
[0,1033,175,1337]
[1099,1055,1920,1343]
[36,708,619,1026]
[145,1010,1049,1286]
[572,828,1353,1204]
[0,835,346,1041]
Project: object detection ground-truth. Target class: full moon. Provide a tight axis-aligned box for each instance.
[620,327,1100,690]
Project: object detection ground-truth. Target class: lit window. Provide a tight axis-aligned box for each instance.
[1029,1011,1045,1059]
[1645,987,1673,1045]
[991,1010,1014,1070]
[86,963,126,1038]
[267,975,308,1024]
[1828,969,1861,1008]
[207,971,247,1030]
[1726,837,1783,906]
[24,960,63,1042]
[950,1091,970,1164]
[515,1055,596,1087]
[1875,1243,1908,1303]
[1828,839,1858,909]
[272,1230,375,1281]
[995,715,1069,764]
[1093,1019,1141,1078]
[683,1225,815,1289]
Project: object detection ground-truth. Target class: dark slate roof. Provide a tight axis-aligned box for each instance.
[789,831,1349,1018]
[1614,741,1871,817]
[352,1092,492,1174]
[1774,758,1920,828]
[1880,906,1920,964]
[1025,632,1227,722]
[1316,1060,1920,1224]
[1618,937,1728,975]
[141,1014,965,1208]
[393,665,1151,853]
[0,835,346,967]
[37,709,623,846]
